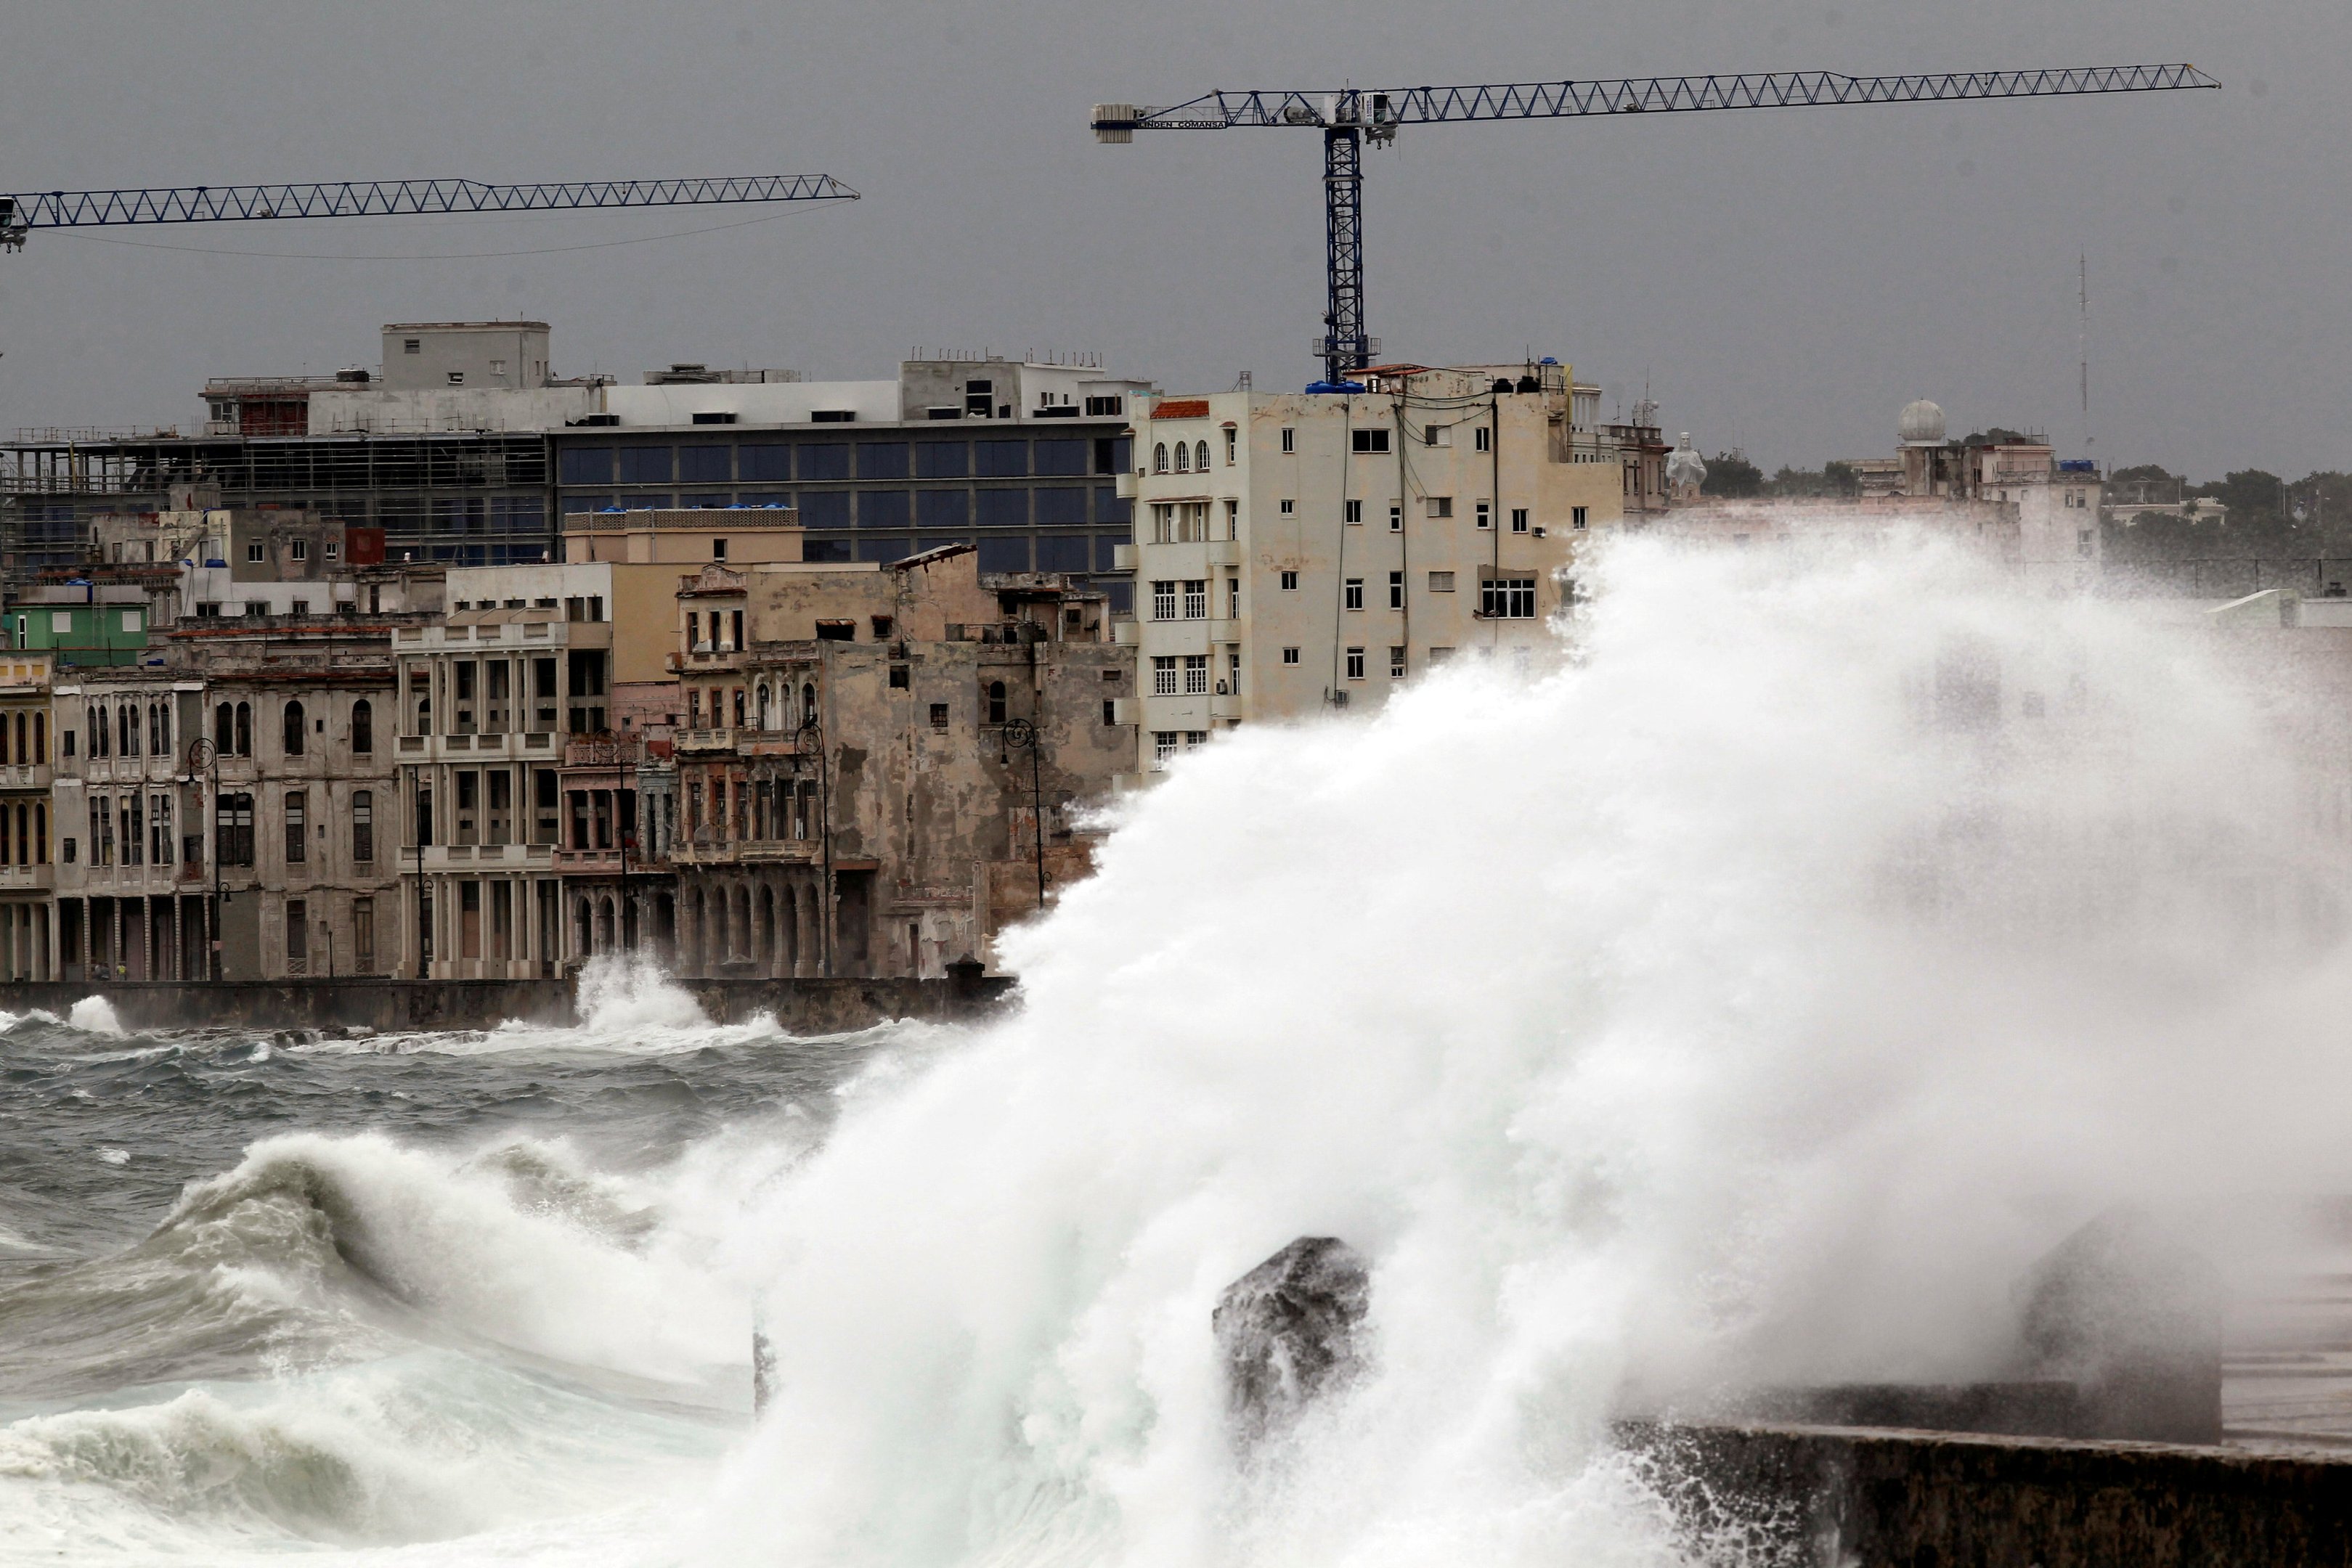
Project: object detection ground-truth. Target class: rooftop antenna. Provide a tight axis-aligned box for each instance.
[2078,253,2093,454]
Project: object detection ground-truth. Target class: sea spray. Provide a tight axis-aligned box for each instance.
[68,997,125,1037]
[702,531,2352,1567]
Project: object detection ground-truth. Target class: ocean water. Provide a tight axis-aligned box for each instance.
[11,533,2352,1565]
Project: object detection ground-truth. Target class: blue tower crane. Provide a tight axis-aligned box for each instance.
[1092,65,2218,387]
[0,172,858,253]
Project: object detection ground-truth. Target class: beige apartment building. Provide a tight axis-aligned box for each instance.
[1121,363,1621,767]
[0,654,55,979]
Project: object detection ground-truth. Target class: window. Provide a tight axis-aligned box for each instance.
[929,703,950,731]
[1153,730,1179,765]
[1476,502,1492,530]
[404,338,421,354]
[1227,577,1241,618]
[1152,580,1178,620]
[1390,645,1407,679]
[732,610,745,650]
[1346,647,1366,679]
[217,792,253,867]
[1279,499,1295,516]
[1183,655,1209,695]
[1571,506,1587,530]
[1149,502,1173,543]
[1514,507,1531,534]
[121,796,142,866]
[1193,440,1210,472]
[355,898,375,973]
[987,681,1009,724]
[1173,441,1190,473]
[1344,579,1364,611]
[282,701,305,756]
[120,610,139,633]
[1351,429,1390,454]
[1280,427,1295,454]
[712,538,728,562]
[352,699,373,754]
[1152,656,1179,696]
[1152,442,1169,474]
[1481,576,1538,618]
[1388,504,1402,532]
[1085,395,1125,417]
[235,703,251,756]
[1102,698,1118,725]
[1282,647,1300,665]
[1224,499,1240,539]
[215,702,232,753]
[289,539,307,563]
[1182,580,1208,618]
[1279,570,1299,592]
[1345,500,1363,524]
[50,611,70,634]
[2077,528,2094,558]
[151,794,173,865]
[1388,571,1404,609]
[283,791,306,864]
[1429,571,1456,592]
[1426,497,1454,519]
[1425,422,1447,447]
[245,542,264,564]
[1223,428,1237,465]
[353,791,374,863]
[1475,425,1492,453]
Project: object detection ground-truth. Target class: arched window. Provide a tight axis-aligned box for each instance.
[351,699,373,755]
[282,701,306,756]
[1173,441,1189,473]
[215,703,232,753]
[8,712,21,764]
[1152,442,1168,474]
[1195,440,1210,472]
[118,704,137,759]
[987,680,1008,724]
[87,701,107,759]
[733,688,746,730]
[235,702,251,758]
[756,685,770,730]
[801,682,816,726]
[33,714,46,765]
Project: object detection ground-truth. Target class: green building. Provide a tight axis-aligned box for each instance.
[4,591,152,667]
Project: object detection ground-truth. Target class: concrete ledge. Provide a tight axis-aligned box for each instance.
[1621,1420,2352,1567]
[0,974,1017,1034]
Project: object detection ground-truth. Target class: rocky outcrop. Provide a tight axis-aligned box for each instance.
[1213,1236,1369,1445]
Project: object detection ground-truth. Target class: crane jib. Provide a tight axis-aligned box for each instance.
[0,175,860,234]
[1094,64,2218,132]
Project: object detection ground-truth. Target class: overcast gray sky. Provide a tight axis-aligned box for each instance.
[0,1,2332,478]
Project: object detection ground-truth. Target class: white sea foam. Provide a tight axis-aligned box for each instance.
[677,533,2352,1567]
[67,997,125,1037]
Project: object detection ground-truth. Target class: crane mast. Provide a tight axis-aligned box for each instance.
[1094,65,2218,386]
[0,173,859,253]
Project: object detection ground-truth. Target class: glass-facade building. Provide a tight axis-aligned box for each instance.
[553,425,1134,604]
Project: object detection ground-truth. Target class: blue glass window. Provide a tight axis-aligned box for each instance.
[799,492,850,529]
[976,489,1028,528]
[916,491,969,529]
[559,447,614,485]
[1095,534,1126,570]
[1095,487,1131,526]
[858,491,909,529]
[800,444,850,481]
[1104,581,1134,613]
[857,536,911,563]
[857,443,908,479]
[915,441,968,478]
[802,536,852,563]
[683,494,731,509]
[679,446,731,483]
[627,491,674,510]
[976,440,1027,477]
[1038,535,1089,572]
[565,494,614,515]
[1035,488,1086,526]
[617,446,672,484]
[739,444,792,482]
[1034,439,1088,476]
[492,498,545,533]
[978,536,1031,573]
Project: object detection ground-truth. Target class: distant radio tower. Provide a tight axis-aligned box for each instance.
[2078,253,2093,454]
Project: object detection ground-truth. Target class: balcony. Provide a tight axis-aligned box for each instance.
[1112,544,1138,571]
[675,727,737,754]
[555,846,627,874]
[0,763,50,791]
[0,863,53,891]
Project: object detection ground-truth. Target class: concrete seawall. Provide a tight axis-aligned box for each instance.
[0,974,1017,1034]
[1624,1421,2352,1567]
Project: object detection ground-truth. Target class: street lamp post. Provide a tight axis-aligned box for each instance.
[999,716,1047,910]
[185,738,219,981]
[794,718,831,977]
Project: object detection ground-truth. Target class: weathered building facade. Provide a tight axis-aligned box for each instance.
[0,653,55,979]
[664,547,1131,976]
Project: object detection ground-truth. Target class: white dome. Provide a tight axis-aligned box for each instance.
[1898,399,1947,445]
